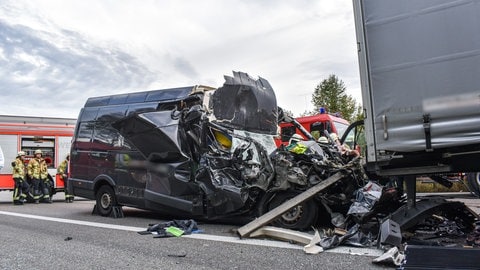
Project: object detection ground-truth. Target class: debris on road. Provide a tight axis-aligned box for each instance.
[241,173,479,266]
[138,219,200,238]
[372,246,404,266]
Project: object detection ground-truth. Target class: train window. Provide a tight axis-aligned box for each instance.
[21,137,56,167]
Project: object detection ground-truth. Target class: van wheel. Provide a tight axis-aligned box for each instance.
[466,173,480,197]
[96,185,117,216]
[266,191,318,230]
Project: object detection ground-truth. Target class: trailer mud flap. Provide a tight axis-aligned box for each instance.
[389,198,478,231]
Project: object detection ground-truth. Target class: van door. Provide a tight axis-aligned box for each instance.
[112,111,199,213]
[70,121,95,181]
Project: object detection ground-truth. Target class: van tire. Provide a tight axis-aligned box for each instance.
[96,185,117,216]
[266,191,318,230]
[466,172,480,197]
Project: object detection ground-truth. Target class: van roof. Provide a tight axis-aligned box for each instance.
[84,86,198,108]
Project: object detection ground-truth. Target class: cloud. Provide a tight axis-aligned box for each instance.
[0,18,157,117]
[0,0,361,118]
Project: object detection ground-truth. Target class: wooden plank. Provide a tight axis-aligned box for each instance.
[237,172,344,238]
[249,226,314,245]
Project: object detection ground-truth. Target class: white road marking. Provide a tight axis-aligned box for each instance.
[0,210,383,257]
[0,210,143,231]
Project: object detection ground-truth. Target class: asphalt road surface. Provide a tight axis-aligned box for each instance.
[0,192,394,270]
[0,191,478,270]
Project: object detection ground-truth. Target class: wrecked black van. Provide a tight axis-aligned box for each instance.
[69,71,364,229]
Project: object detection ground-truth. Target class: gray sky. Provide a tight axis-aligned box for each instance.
[0,0,360,118]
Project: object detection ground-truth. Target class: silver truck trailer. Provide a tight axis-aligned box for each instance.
[352,0,480,177]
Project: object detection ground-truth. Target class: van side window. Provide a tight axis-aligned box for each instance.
[92,106,127,146]
[76,122,94,142]
[93,123,117,146]
[79,108,99,122]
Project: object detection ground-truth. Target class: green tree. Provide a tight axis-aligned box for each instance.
[353,105,364,122]
[311,74,360,122]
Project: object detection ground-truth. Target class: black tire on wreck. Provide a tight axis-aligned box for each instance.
[96,185,118,216]
[266,191,318,230]
[466,172,480,197]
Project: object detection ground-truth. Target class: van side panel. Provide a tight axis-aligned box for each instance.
[69,86,203,213]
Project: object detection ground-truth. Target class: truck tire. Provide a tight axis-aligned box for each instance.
[96,185,117,216]
[266,191,318,230]
[466,172,480,197]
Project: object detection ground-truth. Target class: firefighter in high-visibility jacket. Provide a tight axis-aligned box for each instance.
[57,155,73,203]
[39,155,52,203]
[27,149,51,203]
[11,151,30,205]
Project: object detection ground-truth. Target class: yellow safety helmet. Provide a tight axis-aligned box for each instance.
[17,151,26,156]
[289,134,303,144]
[34,149,43,155]
[330,133,339,141]
[318,136,329,144]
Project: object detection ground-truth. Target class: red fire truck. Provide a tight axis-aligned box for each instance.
[0,115,76,194]
[276,111,350,146]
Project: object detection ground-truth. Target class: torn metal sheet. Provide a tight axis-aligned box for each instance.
[210,71,278,135]
[113,110,189,162]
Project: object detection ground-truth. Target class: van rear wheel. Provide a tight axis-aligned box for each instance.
[96,185,117,216]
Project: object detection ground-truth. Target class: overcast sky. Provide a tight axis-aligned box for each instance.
[0,0,361,119]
